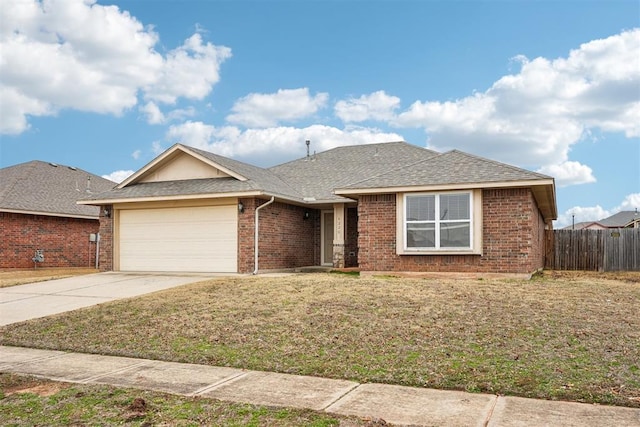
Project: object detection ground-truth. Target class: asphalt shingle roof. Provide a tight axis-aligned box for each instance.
[599,211,639,227]
[90,177,255,200]
[269,141,439,201]
[77,142,554,215]
[0,160,116,218]
[188,146,303,200]
[82,144,305,202]
[336,150,553,191]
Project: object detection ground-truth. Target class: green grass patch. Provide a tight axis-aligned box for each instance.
[0,373,360,426]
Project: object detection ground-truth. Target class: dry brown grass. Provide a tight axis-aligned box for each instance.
[0,268,98,288]
[2,271,639,408]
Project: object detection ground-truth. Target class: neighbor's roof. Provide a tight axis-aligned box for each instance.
[599,211,640,228]
[0,160,116,218]
[561,221,604,230]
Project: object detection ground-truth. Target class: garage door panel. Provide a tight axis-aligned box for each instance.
[119,206,237,272]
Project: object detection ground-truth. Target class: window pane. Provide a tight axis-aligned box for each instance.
[407,223,435,248]
[440,222,470,247]
[440,194,470,220]
[406,195,435,221]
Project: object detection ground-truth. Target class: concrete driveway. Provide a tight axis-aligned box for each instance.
[0,272,224,326]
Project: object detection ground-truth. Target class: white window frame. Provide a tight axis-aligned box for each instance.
[397,190,482,255]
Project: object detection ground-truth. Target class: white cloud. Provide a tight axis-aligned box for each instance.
[0,0,230,134]
[394,29,640,172]
[165,121,403,164]
[226,88,328,128]
[102,170,135,183]
[617,193,640,211]
[143,33,231,104]
[537,161,596,187]
[335,90,401,122]
[140,102,165,125]
[139,101,196,124]
[554,192,640,228]
[132,150,142,160]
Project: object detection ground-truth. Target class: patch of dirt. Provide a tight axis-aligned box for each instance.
[4,381,70,397]
[125,397,148,421]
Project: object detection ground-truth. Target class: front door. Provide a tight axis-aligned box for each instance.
[321,211,334,266]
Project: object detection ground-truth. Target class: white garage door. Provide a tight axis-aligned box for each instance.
[119,205,237,272]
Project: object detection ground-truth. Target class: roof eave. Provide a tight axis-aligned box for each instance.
[0,208,98,220]
[77,191,265,205]
[334,178,558,221]
[77,190,312,207]
[334,178,553,195]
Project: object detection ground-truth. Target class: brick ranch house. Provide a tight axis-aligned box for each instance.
[79,141,557,277]
[0,161,116,269]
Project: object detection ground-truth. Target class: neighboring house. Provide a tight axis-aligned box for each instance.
[563,221,606,230]
[79,141,557,276]
[0,161,116,268]
[600,210,640,229]
[564,210,640,230]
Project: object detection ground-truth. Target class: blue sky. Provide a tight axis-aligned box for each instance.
[1,0,638,228]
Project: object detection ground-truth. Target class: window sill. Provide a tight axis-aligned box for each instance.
[399,249,481,256]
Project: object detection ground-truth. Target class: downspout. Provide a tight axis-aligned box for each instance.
[253,196,275,275]
[95,233,100,269]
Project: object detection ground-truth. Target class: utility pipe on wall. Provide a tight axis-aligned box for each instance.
[95,233,100,269]
[253,196,275,275]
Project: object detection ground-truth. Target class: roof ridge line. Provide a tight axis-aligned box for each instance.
[337,149,443,189]
[269,140,417,170]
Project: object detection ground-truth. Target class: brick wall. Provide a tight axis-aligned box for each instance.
[97,205,113,271]
[357,189,547,274]
[238,198,319,273]
[345,207,358,268]
[0,212,99,268]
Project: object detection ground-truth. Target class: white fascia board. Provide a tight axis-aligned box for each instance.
[0,208,97,220]
[77,191,264,205]
[116,144,249,190]
[334,179,555,195]
[116,144,183,189]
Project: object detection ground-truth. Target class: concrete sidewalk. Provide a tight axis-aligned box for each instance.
[1,346,638,426]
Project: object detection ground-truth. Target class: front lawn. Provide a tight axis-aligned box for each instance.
[1,271,639,408]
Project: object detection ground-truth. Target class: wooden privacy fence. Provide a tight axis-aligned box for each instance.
[545,228,640,271]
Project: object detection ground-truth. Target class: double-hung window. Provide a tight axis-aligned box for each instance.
[404,192,472,251]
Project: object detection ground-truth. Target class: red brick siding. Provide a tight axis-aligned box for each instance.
[345,207,358,268]
[357,189,547,274]
[238,198,319,273]
[357,194,396,271]
[98,205,113,271]
[0,212,99,268]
